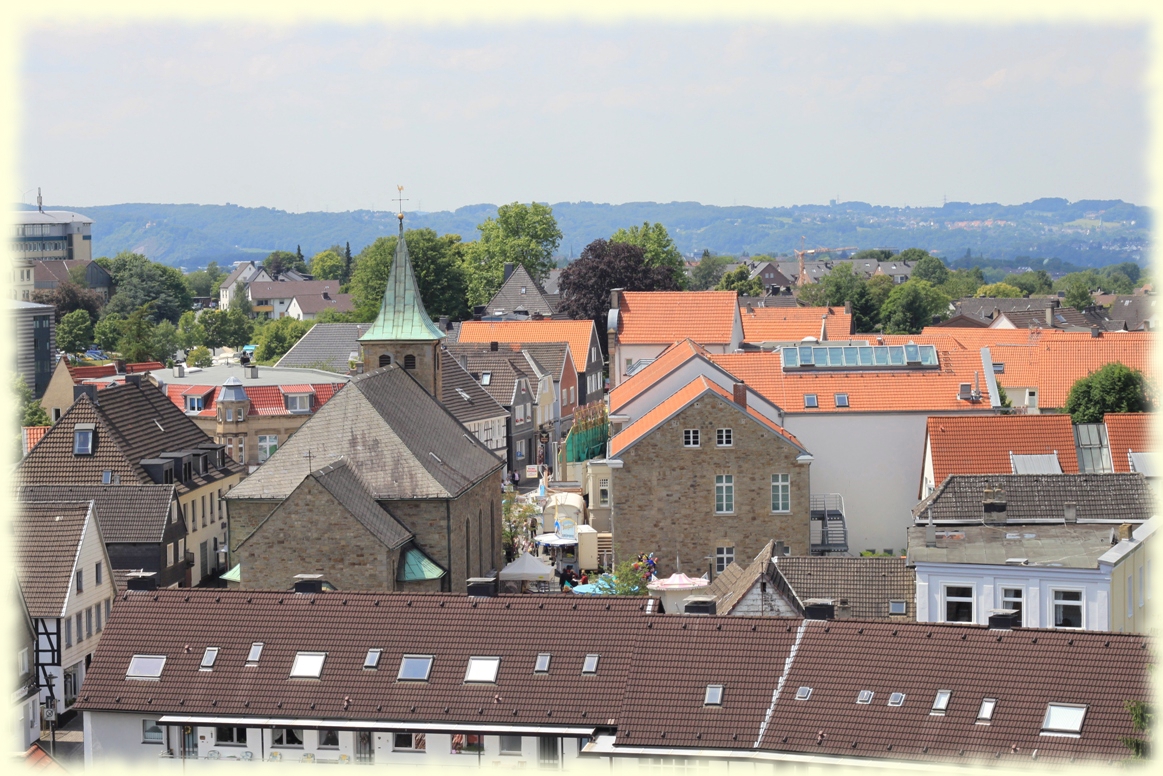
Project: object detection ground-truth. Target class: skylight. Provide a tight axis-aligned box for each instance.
[200,647,219,669]
[932,690,952,714]
[534,653,551,673]
[364,649,382,669]
[582,654,600,674]
[480,372,492,386]
[795,686,812,701]
[1042,703,1087,735]
[977,698,997,722]
[126,655,167,680]
[856,690,874,704]
[289,652,326,678]
[834,393,849,408]
[888,692,905,707]
[246,643,264,664]
[803,394,818,409]
[704,685,724,706]
[398,655,434,681]
[464,656,501,683]
[889,600,907,615]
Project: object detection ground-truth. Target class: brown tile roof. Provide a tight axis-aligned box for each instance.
[247,280,343,300]
[16,501,94,617]
[708,539,775,614]
[925,415,1080,490]
[291,293,355,315]
[773,557,915,620]
[440,350,509,425]
[21,745,69,772]
[608,339,711,413]
[616,291,739,345]
[457,320,598,371]
[1104,412,1153,473]
[913,473,1154,524]
[21,484,177,544]
[741,306,853,344]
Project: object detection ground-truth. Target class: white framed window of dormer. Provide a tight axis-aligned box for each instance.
[187,396,204,412]
[1052,589,1084,629]
[287,394,311,413]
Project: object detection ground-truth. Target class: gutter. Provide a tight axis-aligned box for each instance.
[582,737,939,771]
[154,715,594,736]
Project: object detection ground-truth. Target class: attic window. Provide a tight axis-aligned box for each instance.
[704,685,724,706]
[290,652,326,678]
[534,653,551,673]
[889,600,907,615]
[364,649,382,669]
[73,424,95,455]
[795,686,812,701]
[126,655,167,680]
[582,654,600,674]
[977,698,997,723]
[993,363,1005,374]
[200,647,219,669]
[464,656,501,683]
[856,690,874,704]
[1042,703,1087,735]
[803,394,818,409]
[480,372,492,386]
[102,470,113,484]
[834,394,849,408]
[398,655,434,681]
[887,692,906,707]
[931,690,952,715]
[246,642,264,664]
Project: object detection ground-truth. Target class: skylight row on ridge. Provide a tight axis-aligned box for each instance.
[781,344,938,370]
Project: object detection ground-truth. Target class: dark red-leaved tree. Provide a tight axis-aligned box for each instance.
[557,239,681,355]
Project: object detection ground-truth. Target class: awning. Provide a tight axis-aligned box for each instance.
[498,552,556,582]
[533,533,577,547]
[220,564,241,583]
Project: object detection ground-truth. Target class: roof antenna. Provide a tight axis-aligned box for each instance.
[394,185,408,237]
[37,187,43,213]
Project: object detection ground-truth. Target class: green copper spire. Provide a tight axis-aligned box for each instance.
[360,216,446,343]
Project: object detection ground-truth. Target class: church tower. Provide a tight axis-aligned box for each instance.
[359,199,446,398]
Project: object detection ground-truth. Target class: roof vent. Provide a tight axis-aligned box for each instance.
[988,609,1021,630]
[683,595,717,615]
[293,573,326,594]
[490,341,499,352]
[804,599,835,620]
[1064,502,1077,523]
[246,365,259,379]
[126,571,158,591]
[467,577,498,598]
[173,364,186,378]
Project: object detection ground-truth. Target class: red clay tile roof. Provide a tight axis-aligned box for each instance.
[610,376,803,456]
[608,339,711,412]
[22,425,50,453]
[22,745,68,772]
[125,361,164,374]
[617,291,739,345]
[1104,412,1153,473]
[162,383,344,417]
[925,415,1080,488]
[741,306,853,344]
[985,334,1153,408]
[68,364,117,381]
[457,320,597,370]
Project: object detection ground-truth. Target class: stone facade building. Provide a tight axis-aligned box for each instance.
[609,376,812,577]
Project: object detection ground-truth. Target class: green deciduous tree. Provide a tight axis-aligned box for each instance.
[184,261,226,298]
[101,252,192,324]
[93,314,124,353]
[690,251,732,291]
[309,250,345,280]
[1064,362,1154,423]
[14,373,51,427]
[151,320,180,364]
[974,282,1025,298]
[461,202,562,306]
[1119,699,1152,760]
[609,222,687,289]
[187,345,214,368]
[32,281,104,324]
[797,262,878,332]
[893,247,936,264]
[1002,270,1053,296]
[1062,276,1095,311]
[911,254,949,286]
[255,316,312,362]
[176,311,206,351]
[715,266,764,296]
[351,229,469,322]
[202,308,253,351]
[865,274,895,320]
[57,309,94,355]
[879,279,951,334]
[939,267,985,300]
[117,306,158,363]
[608,559,650,596]
[314,307,356,323]
[263,250,308,277]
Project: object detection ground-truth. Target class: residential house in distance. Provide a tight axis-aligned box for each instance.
[606,290,741,387]
[41,356,165,422]
[248,280,343,319]
[19,380,246,585]
[11,253,34,301]
[485,262,561,318]
[11,208,93,262]
[909,473,1155,631]
[276,321,372,373]
[76,588,1152,768]
[17,500,117,715]
[739,304,853,347]
[285,290,355,321]
[21,484,190,590]
[1101,293,1157,331]
[451,348,539,480]
[607,374,813,576]
[148,363,349,468]
[217,261,272,310]
[10,299,56,397]
[747,260,795,295]
[33,258,113,301]
[455,318,605,406]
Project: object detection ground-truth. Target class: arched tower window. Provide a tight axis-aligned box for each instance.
[378,354,391,368]
[404,354,416,370]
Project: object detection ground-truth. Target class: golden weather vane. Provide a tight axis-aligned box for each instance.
[394,185,408,234]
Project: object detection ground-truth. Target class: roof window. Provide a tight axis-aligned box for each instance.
[398,655,434,681]
[887,692,905,707]
[889,600,907,615]
[126,655,166,680]
[856,690,874,704]
[803,394,818,409]
[977,698,997,723]
[582,654,600,674]
[834,393,849,408]
[289,652,326,678]
[1042,703,1086,735]
[704,685,724,706]
[364,649,382,669]
[73,424,95,455]
[200,647,219,669]
[534,653,552,673]
[931,690,952,715]
[480,372,492,386]
[795,686,812,701]
[246,642,264,664]
[464,656,501,683]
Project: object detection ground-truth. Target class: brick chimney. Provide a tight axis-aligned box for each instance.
[733,380,747,408]
[1118,523,1134,542]
[490,341,499,352]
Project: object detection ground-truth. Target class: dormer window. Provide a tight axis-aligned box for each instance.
[186,396,204,412]
[286,394,311,413]
[73,424,95,455]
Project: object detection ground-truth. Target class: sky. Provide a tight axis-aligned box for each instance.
[17,21,1149,213]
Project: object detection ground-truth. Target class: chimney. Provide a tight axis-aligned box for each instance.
[1045,307,1054,327]
[73,384,98,404]
[803,599,835,620]
[125,374,143,387]
[503,263,515,283]
[439,316,449,331]
[844,300,852,315]
[1090,326,1101,338]
[126,571,158,591]
[732,380,747,409]
[610,288,623,311]
[114,359,126,374]
[246,365,259,379]
[323,291,330,300]
[1064,502,1077,523]
[982,487,1007,521]
[466,576,498,597]
[490,341,499,352]
[992,307,1002,321]
[531,311,544,320]
[746,303,754,314]
[293,574,327,594]
[473,305,486,321]
[1118,523,1134,542]
[932,314,941,324]
[925,509,936,547]
[173,364,185,378]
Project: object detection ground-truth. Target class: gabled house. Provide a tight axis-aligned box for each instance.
[285,291,355,321]
[440,351,510,461]
[747,261,795,295]
[17,500,118,715]
[33,258,113,300]
[452,349,539,481]
[739,304,853,346]
[19,379,246,585]
[486,263,560,318]
[247,280,344,319]
[218,262,271,310]
[14,587,40,749]
[42,356,166,423]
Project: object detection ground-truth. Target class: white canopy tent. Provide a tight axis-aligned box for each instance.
[498,552,556,582]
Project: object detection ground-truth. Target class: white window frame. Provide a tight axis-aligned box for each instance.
[795,686,812,701]
[931,690,952,715]
[246,642,264,664]
[142,719,164,743]
[770,473,790,513]
[289,652,326,678]
[1000,586,1024,626]
[942,584,975,623]
[393,732,426,752]
[715,545,735,573]
[364,649,382,669]
[286,394,311,413]
[977,698,997,723]
[888,600,907,616]
[1051,588,1085,630]
[464,656,501,683]
[1041,703,1087,736]
[126,655,167,680]
[803,394,818,409]
[887,692,905,707]
[534,653,551,673]
[398,654,434,682]
[716,428,733,447]
[1138,565,1144,608]
[187,396,204,412]
[258,434,278,463]
[200,647,219,669]
[856,690,874,704]
[598,479,610,507]
[834,393,849,408]
[499,735,522,755]
[73,429,93,455]
[582,654,600,674]
[683,429,700,448]
[1127,574,1134,618]
[715,474,734,514]
[704,685,724,706]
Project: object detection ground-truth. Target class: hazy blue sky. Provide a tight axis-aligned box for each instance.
[19,22,1148,212]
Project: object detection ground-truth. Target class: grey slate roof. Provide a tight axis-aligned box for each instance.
[303,458,412,549]
[16,501,94,617]
[773,556,916,620]
[907,523,1119,568]
[487,264,558,317]
[451,351,531,407]
[247,280,343,300]
[20,484,176,543]
[440,351,509,424]
[220,261,256,291]
[1103,294,1157,331]
[226,365,503,501]
[276,323,369,373]
[912,473,1154,524]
